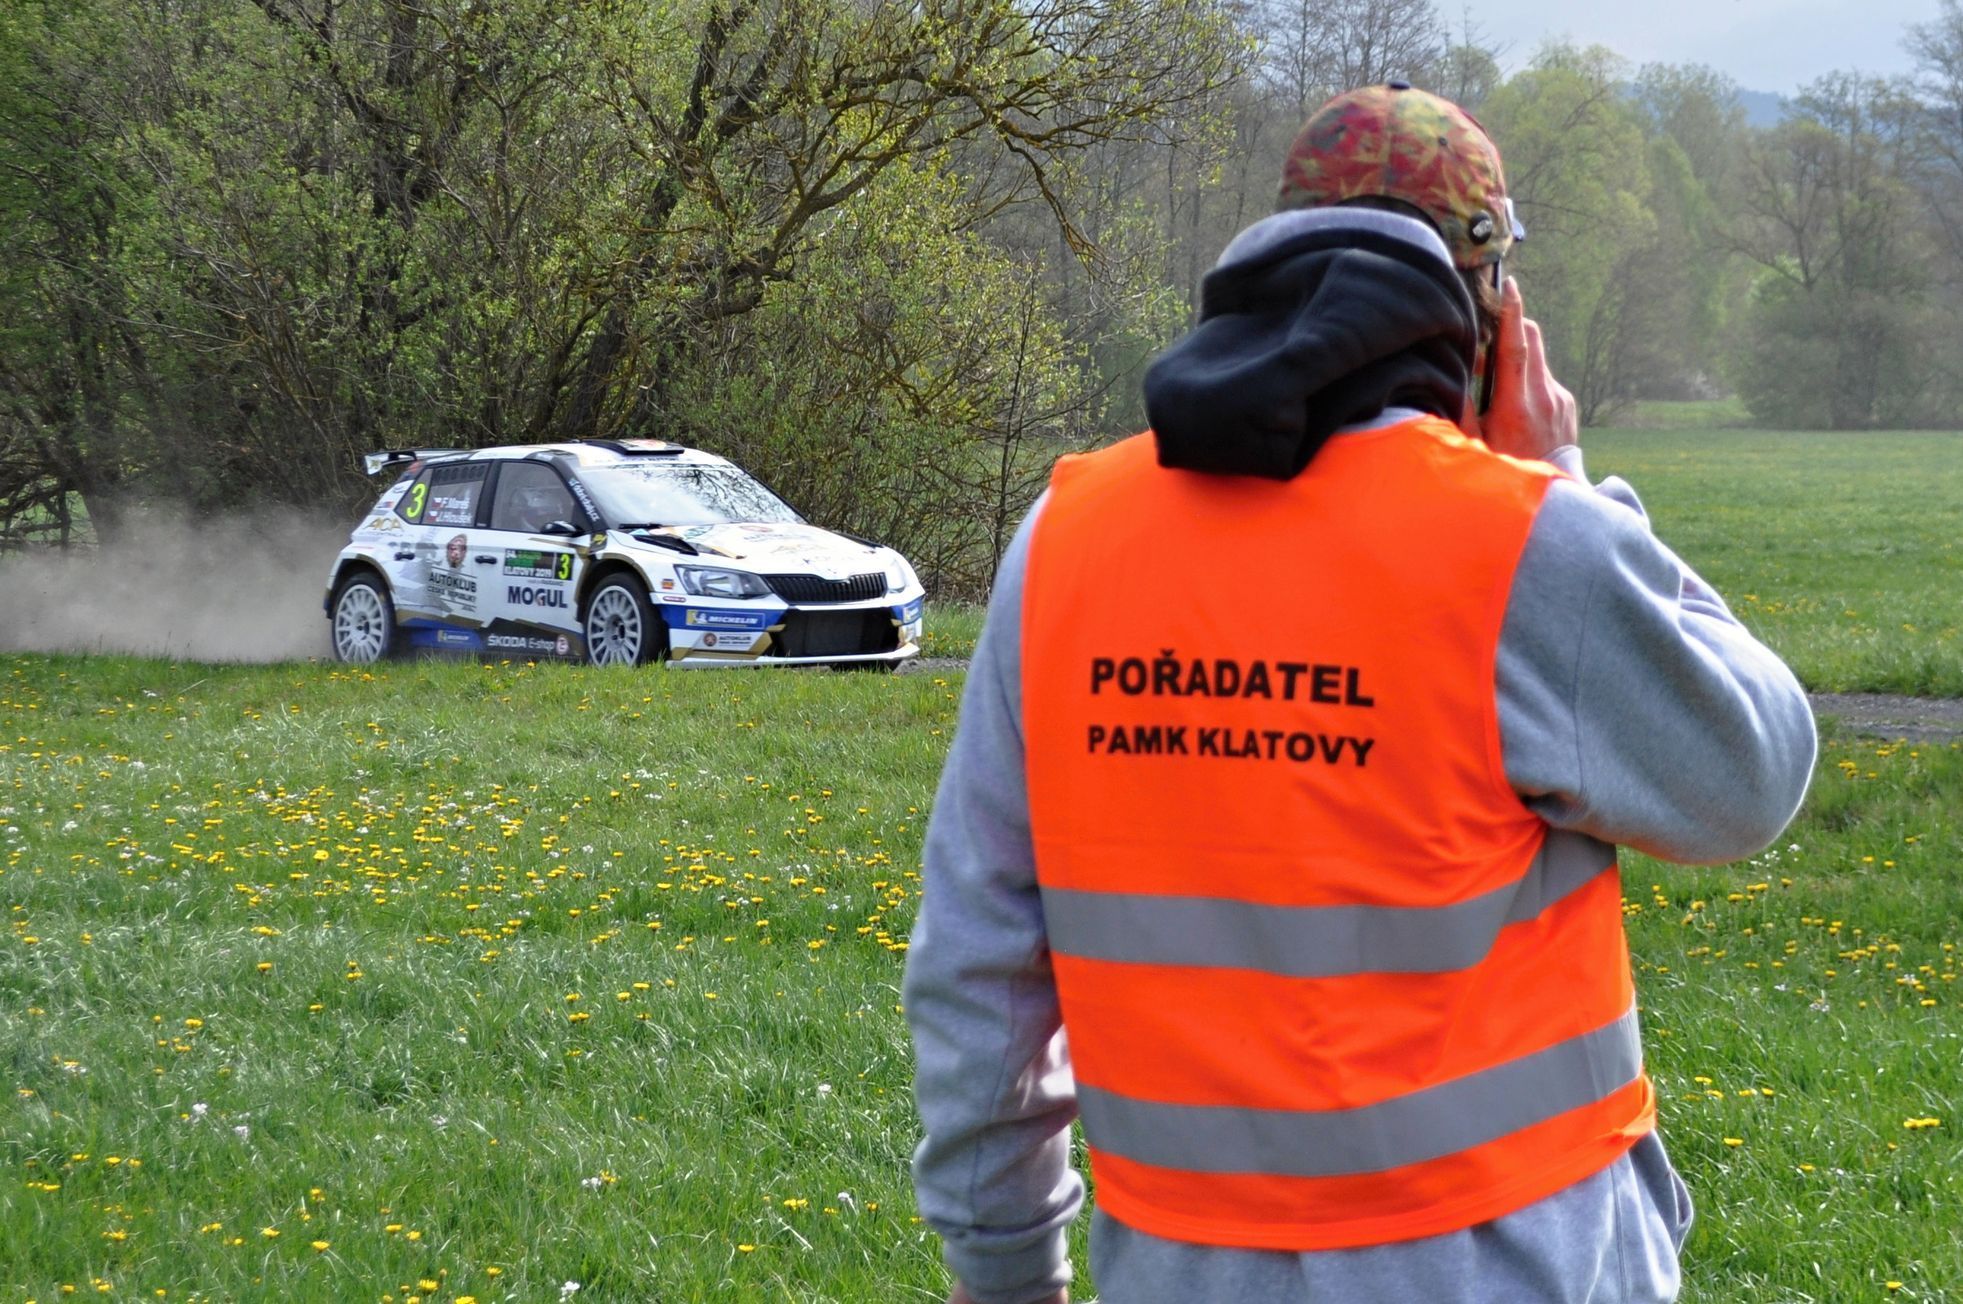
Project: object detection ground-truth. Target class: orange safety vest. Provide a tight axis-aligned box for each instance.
[1022,416,1654,1251]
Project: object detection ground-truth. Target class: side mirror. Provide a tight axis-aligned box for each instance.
[541,519,580,537]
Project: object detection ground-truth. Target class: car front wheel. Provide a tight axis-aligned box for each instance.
[331,572,397,664]
[584,575,660,667]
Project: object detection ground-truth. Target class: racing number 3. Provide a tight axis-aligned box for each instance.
[555,552,573,581]
[405,482,428,522]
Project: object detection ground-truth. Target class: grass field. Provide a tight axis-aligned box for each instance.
[1586,429,1963,697]
[4,427,1962,1301]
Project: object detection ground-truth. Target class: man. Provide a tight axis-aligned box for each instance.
[903,85,1817,1304]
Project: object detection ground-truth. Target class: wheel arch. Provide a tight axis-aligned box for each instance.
[577,559,649,620]
[328,556,391,607]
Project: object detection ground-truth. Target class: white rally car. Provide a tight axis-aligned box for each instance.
[323,439,926,669]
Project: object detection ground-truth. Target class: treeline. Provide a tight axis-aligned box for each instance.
[6,0,1963,591]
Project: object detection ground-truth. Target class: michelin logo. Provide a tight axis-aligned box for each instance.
[684,608,769,631]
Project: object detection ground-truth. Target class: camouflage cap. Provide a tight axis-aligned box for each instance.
[1278,83,1522,270]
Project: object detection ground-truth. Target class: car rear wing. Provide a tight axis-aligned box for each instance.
[361,448,475,477]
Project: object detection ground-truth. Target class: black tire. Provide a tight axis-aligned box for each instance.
[330,571,398,664]
[584,574,661,667]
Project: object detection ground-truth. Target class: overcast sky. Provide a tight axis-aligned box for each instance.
[1468,0,1946,94]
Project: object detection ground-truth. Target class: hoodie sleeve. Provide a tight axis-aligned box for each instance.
[904,498,1083,1304]
[1497,461,1817,863]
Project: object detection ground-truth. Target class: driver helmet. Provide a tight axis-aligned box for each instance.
[516,484,561,531]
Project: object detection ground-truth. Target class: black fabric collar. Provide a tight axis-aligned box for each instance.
[1144,224,1478,481]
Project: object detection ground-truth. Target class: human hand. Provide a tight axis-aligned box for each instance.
[1463,276,1578,464]
[947,1285,1067,1304]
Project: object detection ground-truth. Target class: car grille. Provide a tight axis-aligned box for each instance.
[762,572,886,604]
[769,610,900,659]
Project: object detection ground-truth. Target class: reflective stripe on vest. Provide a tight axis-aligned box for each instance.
[1076,1005,1642,1177]
[1021,418,1655,1251]
[1041,827,1614,977]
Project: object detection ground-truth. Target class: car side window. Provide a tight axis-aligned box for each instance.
[420,463,489,527]
[395,469,432,524]
[489,462,578,533]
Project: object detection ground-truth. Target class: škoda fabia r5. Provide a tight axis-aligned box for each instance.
[325,440,925,669]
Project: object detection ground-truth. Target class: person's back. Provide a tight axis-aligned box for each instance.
[904,85,1817,1304]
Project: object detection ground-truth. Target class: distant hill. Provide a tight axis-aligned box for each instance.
[1736,88,1787,128]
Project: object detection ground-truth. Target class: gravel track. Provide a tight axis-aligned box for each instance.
[1808,693,1963,741]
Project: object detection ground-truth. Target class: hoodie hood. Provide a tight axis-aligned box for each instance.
[1144,208,1478,481]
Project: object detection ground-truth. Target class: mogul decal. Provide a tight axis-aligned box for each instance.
[1091,653,1374,705]
[1088,724,1376,766]
[506,584,570,610]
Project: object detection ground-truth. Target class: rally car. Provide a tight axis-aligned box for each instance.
[323,439,925,668]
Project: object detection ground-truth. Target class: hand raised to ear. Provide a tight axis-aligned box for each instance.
[1462,276,1578,464]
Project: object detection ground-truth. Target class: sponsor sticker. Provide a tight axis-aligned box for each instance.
[684,608,770,631]
[435,629,481,649]
[505,584,570,611]
[427,568,478,612]
[504,549,574,581]
[894,597,925,624]
[659,578,675,591]
[486,632,574,656]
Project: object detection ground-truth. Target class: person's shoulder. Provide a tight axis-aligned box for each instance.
[1411,416,1566,485]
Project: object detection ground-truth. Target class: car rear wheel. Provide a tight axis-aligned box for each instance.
[585,575,660,667]
[331,572,397,664]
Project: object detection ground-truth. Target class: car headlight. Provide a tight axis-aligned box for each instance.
[674,565,772,599]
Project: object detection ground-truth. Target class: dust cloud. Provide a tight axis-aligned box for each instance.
[0,508,357,662]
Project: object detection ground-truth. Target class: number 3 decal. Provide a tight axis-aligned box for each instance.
[555,553,573,581]
[405,482,428,521]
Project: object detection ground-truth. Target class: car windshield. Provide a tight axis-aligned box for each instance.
[579,462,804,527]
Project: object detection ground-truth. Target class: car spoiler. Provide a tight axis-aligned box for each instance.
[361,448,474,476]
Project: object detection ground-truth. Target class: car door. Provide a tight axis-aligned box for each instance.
[478,459,588,657]
[397,459,494,642]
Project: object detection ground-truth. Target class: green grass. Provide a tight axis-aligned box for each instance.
[3,656,1959,1301]
[1584,429,1963,696]
[915,603,981,660]
[1,656,968,1301]
[9,431,1963,1300]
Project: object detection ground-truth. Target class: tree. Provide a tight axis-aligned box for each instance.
[1254,0,1445,119]
[1728,75,1938,427]
[1480,45,1655,422]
